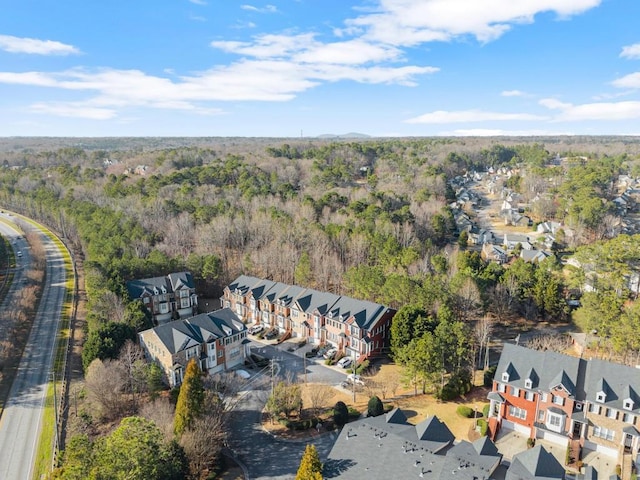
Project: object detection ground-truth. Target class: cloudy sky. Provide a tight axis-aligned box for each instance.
[2,0,640,137]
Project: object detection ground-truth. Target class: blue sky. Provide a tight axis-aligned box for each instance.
[2,0,640,137]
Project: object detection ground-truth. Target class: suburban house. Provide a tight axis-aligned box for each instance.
[126,271,198,324]
[520,249,552,264]
[222,275,395,361]
[503,233,533,251]
[482,243,509,264]
[138,308,247,387]
[489,344,640,468]
[325,407,503,479]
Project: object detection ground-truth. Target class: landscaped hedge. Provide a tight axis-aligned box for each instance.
[482,404,490,418]
[438,370,472,401]
[278,417,319,431]
[456,406,474,418]
[477,419,488,436]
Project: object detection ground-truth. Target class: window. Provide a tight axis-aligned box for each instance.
[180,298,190,309]
[498,383,506,393]
[596,392,606,403]
[525,391,534,401]
[548,414,562,428]
[218,350,224,358]
[607,408,617,420]
[235,304,243,315]
[623,413,635,424]
[624,399,634,411]
[502,372,509,382]
[553,395,564,406]
[589,403,600,414]
[229,347,240,358]
[538,410,545,421]
[541,393,548,403]
[525,379,532,389]
[593,426,615,442]
[159,302,169,314]
[143,297,150,304]
[508,406,527,420]
[512,387,520,397]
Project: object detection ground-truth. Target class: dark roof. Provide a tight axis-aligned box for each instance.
[325,409,502,480]
[495,344,583,398]
[167,271,194,291]
[583,359,640,412]
[126,275,171,299]
[506,445,565,480]
[142,308,245,354]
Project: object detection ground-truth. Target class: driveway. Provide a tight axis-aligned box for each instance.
[494,429,617,479]
[227,389,340,480]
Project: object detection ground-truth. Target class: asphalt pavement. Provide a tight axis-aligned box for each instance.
[0,215,67,480]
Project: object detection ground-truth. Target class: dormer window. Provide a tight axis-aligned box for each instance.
[624,399,634,411]
[502,372,510,382]
[596,392,606,403]
[525,379,532,389]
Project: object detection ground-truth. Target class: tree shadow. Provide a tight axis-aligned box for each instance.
[323,458,357,478]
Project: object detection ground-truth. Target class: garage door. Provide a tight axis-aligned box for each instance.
[501,420,531,436]
[537,429,569,446]
[583,440,618,458]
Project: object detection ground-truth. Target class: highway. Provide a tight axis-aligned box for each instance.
[0,215,67,480]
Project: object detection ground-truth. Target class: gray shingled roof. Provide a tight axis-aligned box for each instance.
[583,358,640,413]
[226,275,262,296]
[167,271,194,290]
[506,445,565,480]
[495,344,583,398]
[294,288,340,316]
[126,275,171,299]
[325,409,502,480]
[142,308,245,355]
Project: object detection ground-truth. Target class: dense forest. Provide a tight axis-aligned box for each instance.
[3,136,640,478]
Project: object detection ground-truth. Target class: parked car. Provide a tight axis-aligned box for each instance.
[337,357,353,369]
[346,373,364,385]
[17,251,22,258]
[323,348,337,360]
[248,324,264,335]
[265,329,278,340]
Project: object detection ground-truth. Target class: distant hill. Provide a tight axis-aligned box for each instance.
[316,132,371,139]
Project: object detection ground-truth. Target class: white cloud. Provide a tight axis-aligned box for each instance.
[405,109,548,124]
[621,43,640,59]
[346,0,601,46]
[0,34,80,55]
[612,72,640,89]
[212,33,317,59]
[29,102,116,120]
[241,4,278,13]
[501,90,526,97]
[438,128,574,136]
[188,0,207,5]
[540,97,640,121]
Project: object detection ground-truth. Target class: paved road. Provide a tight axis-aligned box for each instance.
[0,215,67,480]
[225,340,350,479]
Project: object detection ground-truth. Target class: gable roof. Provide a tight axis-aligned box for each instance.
[167,271,194,291]
[506,445,565,480]
[126,275,172,299]
[325,408,501,480]
[494,344,583,398]
[142,308,245,355]
[583,358,640,412]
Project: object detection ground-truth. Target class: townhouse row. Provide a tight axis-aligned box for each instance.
[221,275,396,361]
[489,343,640,467]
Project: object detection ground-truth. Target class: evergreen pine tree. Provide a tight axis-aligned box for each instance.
[295,444,322,480]
[174,358,204,435]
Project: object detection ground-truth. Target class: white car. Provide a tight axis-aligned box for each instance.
[248,324,264,335]
[337,357,353,369]
[346,374,364,385]
[323,348,337,360]
[235,369,251,379]
[17,251,22,258]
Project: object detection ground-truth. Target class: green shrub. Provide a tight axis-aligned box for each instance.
[456,406,474,418]
[438,370,472,401]
[348,407,361,420]
[484,366,497,388]
[355,360,370,375]
[333,401,349,427]
[527,438,536,448]
[368,396,384,417]
[477,419,488,436]
[482,404,490,418]
[278,417,319,430]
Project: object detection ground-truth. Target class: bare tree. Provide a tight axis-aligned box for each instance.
[118,339,146,411]
[180,392,227,479]
[474,315,494,371]
[488,284,512,324]
[85,358,128,421]
[526,334,572,353]
[307,383,333,418]
[139,397,175,442]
